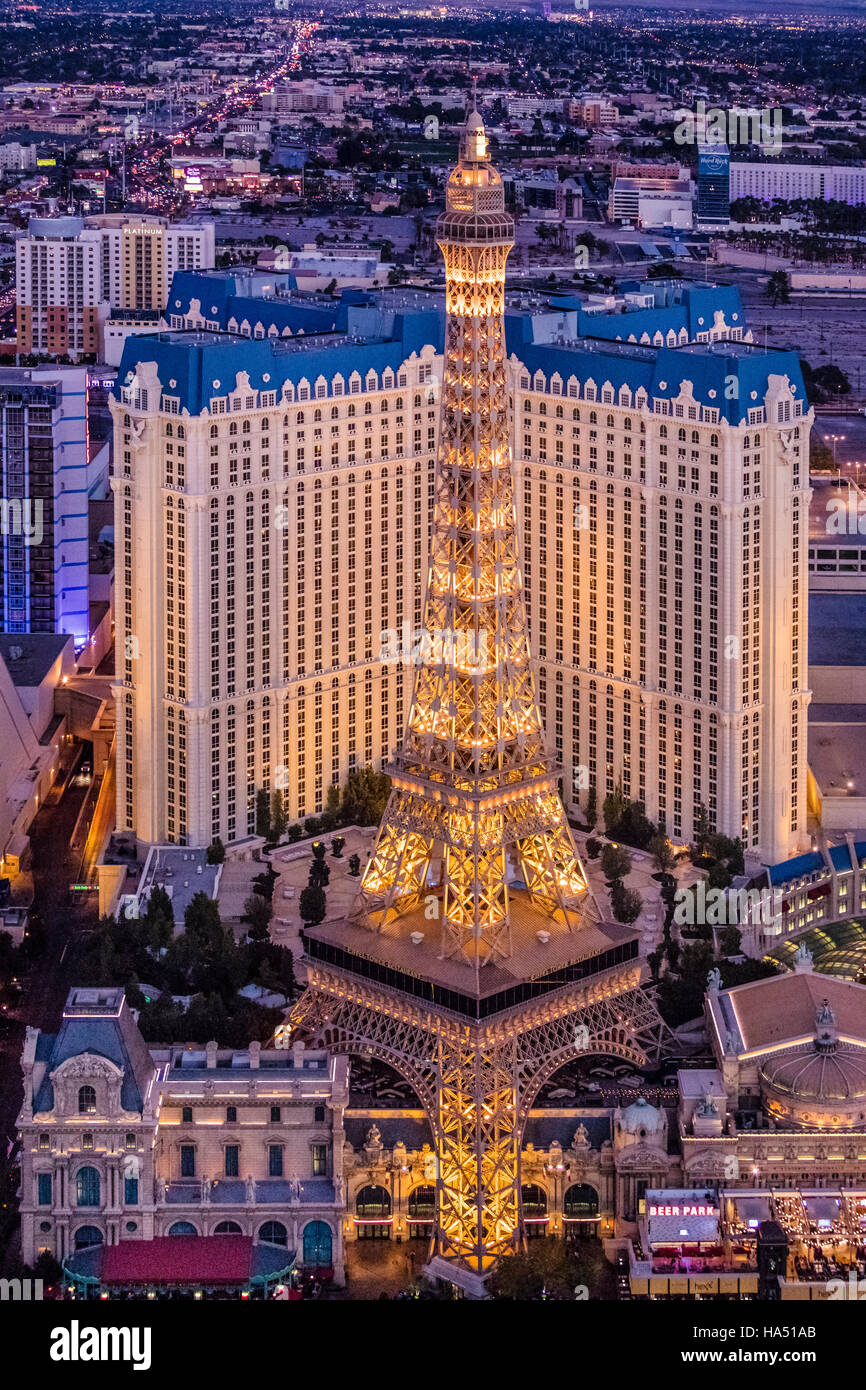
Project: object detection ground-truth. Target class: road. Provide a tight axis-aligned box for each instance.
[0,744,100,1265]
[122,21,316,213]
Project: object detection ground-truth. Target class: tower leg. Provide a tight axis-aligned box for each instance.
[436,1028,518,1276]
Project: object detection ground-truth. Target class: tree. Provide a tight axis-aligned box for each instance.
[693,803,712,859]
[647,948,664,983]
[649,832,674,875]
[610,880,642,924]
[309,859,330,889]
[584,836,602,860]
[207,837,226,865]
[718,925,742,956]
[348,853,361,876]
[270,789,288,843]
[584,784,597,829]
[299,884,327,926]
[287,823,303,843]
[340,766,391,825]
[256,788,271,840]
[243,894,272,939]
[601,843,632,884]
[321,783,341,830]
[602,785,628,836]
[184,892,222,941]
[30,1250,62,1285]
[707,859,732,891]
[488,1237,609,1300]
[765,269,791,305]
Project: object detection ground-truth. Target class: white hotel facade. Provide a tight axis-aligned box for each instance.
[111,288,812,865]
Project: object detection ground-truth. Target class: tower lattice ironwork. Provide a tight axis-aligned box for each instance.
[287,102,671,1291]
[356,104,589,973]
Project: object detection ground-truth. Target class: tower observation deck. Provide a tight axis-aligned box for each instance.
[288,102,669,1293]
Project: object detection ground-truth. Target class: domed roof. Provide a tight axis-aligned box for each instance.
[761,1040,866,1103]
[618,1095,665,1136]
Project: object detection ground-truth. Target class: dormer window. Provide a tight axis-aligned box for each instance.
[78,1085,96,1114]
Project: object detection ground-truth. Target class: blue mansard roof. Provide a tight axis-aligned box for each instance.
[32,989,157,1117]
[512,337,806,425]
[118,278,805,425]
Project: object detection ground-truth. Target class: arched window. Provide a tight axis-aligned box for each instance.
[408,1186,435,1220]
[168,1221,198,1237]
[214,1221,242,1235]
[564,1183,599,1233]
[302,1220,332,1267]
[521,1184,548,1237]
[75,1166,100,1207]
[259,1221,288,1247]
[78,1085,96,1114]
[74,1225,103,1250]
[407,1184,435,1236]
[521,1184,547,1217]
[355,1184,391,1218]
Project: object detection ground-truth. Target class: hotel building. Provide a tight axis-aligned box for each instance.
[18,986,348,1280]
[111,283,811,864]
[15,215,214,358]
[0,365,98,646]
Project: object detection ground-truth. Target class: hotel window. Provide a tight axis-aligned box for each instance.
[180,1145,196,1178]
[182,1106,193,1123]
[37,1173,52,1206]
[225,1145,239,1178]
[314,1105,326,1123]
[312,1144,328,1177]
[125,1177,139,1205]
[78,1085,96,1114]
[39,1133,50,1152]
[268,1145,284,1177]
[270,1105,281,1123]
[226,1106,237,1123]
[125,1133,136,1150]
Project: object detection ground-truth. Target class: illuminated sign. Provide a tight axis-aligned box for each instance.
[36,157,56,167]
[649,1204,717,1218]
[698,149,730,177]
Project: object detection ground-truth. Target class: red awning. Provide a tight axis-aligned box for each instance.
[102,1235,254,1286]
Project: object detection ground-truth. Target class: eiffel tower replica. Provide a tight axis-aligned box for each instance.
[288,98,669,1294]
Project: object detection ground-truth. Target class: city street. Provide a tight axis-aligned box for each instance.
[0,744,98,1269]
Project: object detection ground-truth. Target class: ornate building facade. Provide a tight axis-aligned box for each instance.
[17,987,348,1280]
[111,238,811,862]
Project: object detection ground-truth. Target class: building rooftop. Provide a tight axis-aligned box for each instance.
[136,845,221,927]
[0,632,70,687]
[708,973,866,1058]
[809,591,866,665]
[304,888,638,1016]
[808,705,866,801]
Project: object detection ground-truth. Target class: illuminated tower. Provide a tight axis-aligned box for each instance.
[289,102,669,1293]
[357,103,589,976]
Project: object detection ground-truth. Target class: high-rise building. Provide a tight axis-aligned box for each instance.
[112,228,811,864]
[696,144,731,227]
[15,215,215,358]
[16,218,102,358]
[0,366,97,645]
[289,107,667,1291]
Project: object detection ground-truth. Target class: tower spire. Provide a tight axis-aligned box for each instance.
[354,107,593,979]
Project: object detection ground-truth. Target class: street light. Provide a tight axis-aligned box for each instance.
[829,434,846,479]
